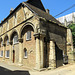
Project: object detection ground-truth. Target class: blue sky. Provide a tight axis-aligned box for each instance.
[0,0,75,22]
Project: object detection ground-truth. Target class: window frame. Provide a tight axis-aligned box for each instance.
[7,38,9,46]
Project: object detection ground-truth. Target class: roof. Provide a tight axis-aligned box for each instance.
[0,0,62,26]
[26,0,46,12]
[24,2,61,25]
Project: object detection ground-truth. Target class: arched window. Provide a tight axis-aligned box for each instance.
[26,31,31,40]
[13,33,18,44]
[24,48,27,58]
[7,38,9,45]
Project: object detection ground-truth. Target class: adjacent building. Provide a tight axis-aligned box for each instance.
[57,12,75,26]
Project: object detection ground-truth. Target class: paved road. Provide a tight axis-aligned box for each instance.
[0,62,75,75]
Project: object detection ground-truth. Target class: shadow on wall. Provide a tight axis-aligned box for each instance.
[0,66,30,75]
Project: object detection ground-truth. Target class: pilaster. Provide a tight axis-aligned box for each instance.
[9,41,13,63]
[18,38,23,66]
[3,43,6,61]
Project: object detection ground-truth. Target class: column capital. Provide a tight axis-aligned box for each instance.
[3,43,6,46]
[18,38,23,43]
[34,33,46,38]
[9,41,13,45]
[34,33,40,38]
[66,43,71,46]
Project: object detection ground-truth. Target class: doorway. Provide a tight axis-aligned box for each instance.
[13,50,15,63]
[44,37,49,68]
[55,44,63,68]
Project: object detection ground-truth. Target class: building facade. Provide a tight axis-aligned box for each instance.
[0,0,72,71]
[57,13,75,64]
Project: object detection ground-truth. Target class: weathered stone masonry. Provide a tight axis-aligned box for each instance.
[0,0,73,71]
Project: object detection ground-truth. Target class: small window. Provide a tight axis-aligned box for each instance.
[7,38,9,45]
[24,49,27,58]
[5,50,9,58]
[13,35,18,44]
[26,31,31,40]
[0,51,3,57]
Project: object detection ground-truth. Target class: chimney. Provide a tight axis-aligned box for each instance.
[4,18,5,20]
[1,20,2,23]
[46,9,50,14]
[10,8,14,14]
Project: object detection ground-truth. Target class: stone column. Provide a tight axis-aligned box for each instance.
[18,38,23,66]
[9,41,13,63]
[67,29,74,63]
[67,43,75,63]
[35,35,41,70]
[34,33,45,70]
[3,43,6,61]
[48,40,56,69]
[40,35,45,68]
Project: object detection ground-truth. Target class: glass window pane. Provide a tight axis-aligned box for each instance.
[26,31,31,40]
[0,51,3,57]
[13,34,18,44]
[7,39,9,45]
[5,50,9,58]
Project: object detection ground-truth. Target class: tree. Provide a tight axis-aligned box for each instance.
[68,23,75,48]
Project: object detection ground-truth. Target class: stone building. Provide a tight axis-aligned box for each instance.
[0,0,72,71]
[57,12,75,26]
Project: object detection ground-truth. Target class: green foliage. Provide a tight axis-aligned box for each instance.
[68,23,75,48]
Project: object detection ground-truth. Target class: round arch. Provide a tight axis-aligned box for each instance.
[4,34,9,43]
[0,37,3,42]
[20,22,35,38]
[10,29,19,41]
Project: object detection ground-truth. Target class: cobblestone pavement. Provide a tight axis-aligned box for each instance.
[0,62,75,75]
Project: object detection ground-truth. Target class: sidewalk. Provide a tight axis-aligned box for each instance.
[0,62,75,75]
[0,62,28,71]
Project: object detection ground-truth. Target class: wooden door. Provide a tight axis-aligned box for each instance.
[13,50,15,63]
